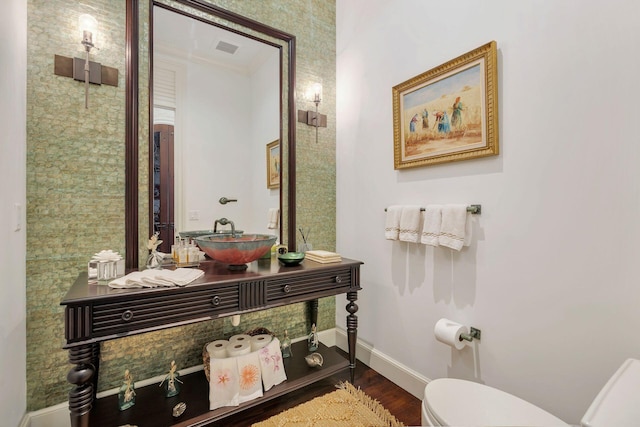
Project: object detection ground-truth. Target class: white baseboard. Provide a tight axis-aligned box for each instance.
[24,401,68,427]
[24,363,207,427]
[24,328,425,426]
[18,412,30,427]
[333,327,429,399]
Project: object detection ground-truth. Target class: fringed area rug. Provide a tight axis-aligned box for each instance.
[252,381,405,427]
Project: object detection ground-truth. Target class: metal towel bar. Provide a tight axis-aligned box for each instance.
[385,204,481,214]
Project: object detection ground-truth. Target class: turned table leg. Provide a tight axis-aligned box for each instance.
[67,343,98,427]
[346,290,358,383]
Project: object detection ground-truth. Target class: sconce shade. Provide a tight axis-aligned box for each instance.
[298,83,326,131]
[306,83,323,104]
[79,14,98,47]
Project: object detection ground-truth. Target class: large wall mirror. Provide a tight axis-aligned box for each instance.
[125,0,297,268]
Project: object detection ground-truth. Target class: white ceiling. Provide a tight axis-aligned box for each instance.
[153,6,278,74]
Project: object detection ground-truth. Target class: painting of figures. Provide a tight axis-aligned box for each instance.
[266,140,280,189]
[393,41,499,169]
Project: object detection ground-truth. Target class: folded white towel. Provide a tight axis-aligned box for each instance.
[421,205,442,246]
[163,268,205,286]
[399,205,422,243]
[108,271,154,288]
[385,205,402,240]
[108,268,204,289]
[439,205,471,251]
[141,276,176,287]
[267,208,279,229]
[463,213,473,247]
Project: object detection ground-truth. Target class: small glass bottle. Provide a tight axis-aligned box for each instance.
[281,330,292,358]
[308,323,319,352]
[160,360,182,397]
[118,369,136,411]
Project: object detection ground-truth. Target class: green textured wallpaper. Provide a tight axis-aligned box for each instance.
[26,0,336,411]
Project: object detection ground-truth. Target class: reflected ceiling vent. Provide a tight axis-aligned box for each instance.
[215,40,239,54]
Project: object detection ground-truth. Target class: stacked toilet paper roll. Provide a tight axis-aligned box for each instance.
[229,334,251,344]
[206,333,271,359]
[206,339,230,358]
[250,334,273,351]
[434,318,469,350]
[226,341,251,357]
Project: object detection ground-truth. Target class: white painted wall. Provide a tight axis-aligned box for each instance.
[181,59,254,230]
[249,50,281,236]
[0,0,27,424]
[336,0,640,423]
[157,52,279,236]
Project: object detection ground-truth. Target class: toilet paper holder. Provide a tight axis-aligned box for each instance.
[459,327,481,343]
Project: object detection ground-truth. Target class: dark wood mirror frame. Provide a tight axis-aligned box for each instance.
[125,0,297,269]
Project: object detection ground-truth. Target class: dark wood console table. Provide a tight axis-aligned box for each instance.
[61,257,362,427]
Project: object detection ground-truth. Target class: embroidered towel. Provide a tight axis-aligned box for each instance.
[421,205,442,246]
[399,205,422,243]
[236,351,263,404]
[258,337,287,391]
[384,205,402,240]
[267,208,279,229]
[439,205,470,251]
[209,356,240,410]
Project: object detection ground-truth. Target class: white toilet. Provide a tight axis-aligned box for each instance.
[422,358,640,426]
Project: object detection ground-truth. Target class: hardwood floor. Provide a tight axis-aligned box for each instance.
[210,351,423,426]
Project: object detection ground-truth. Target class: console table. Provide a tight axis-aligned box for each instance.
[61,257,362,427]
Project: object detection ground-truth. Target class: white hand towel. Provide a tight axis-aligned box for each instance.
[421,205,442,246]
[384,205,402,240]
[141,276,175,287]
[399,205,422,243]
[159,268,204,286]
[258,337,287,391]
[236,351,263,404]
[108,268,204,289]
[209,356,240,410]
[267,208,279,229]
[439,205,470,251]
[108,271,153,288]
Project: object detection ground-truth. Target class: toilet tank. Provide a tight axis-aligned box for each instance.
[581,358,640,427]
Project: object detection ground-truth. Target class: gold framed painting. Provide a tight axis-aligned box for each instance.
[266,139,280,189]
[392,41,499,169]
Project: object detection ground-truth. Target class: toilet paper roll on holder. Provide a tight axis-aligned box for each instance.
[459,327,482,343]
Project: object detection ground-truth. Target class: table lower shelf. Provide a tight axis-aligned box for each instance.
[89,341,349,426]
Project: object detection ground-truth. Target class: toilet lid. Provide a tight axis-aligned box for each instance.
[425,378,568,426]
[581,358,640,427]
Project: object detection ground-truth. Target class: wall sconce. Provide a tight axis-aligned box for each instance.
[79,14,97,108]
[297,83,327,143]
[53,13,119,108]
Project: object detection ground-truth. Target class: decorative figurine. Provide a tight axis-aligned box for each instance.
[146,232,164,269]
[308,323,319,352]
[304,352,324,368]
[118,369,136,411]
[159,360,183,397]
[280,329,292,358]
